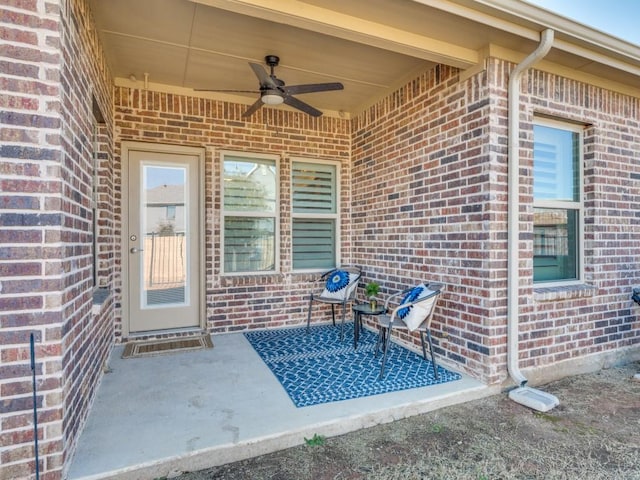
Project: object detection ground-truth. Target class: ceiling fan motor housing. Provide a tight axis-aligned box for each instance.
[265,55,280,67]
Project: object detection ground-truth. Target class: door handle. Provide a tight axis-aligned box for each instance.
[130,247,144,254]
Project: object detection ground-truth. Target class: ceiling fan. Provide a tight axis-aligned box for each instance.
[197,55,343,117]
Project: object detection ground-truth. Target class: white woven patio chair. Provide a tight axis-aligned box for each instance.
[375,282,443,380]
[306,266,362,340]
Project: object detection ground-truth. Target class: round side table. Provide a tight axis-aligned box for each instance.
[352,303,386,349]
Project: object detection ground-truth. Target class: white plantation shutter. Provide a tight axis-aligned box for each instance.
[533,125,579,202]
[224,157,276,212]
[533,121,582,283]
[222,154,278,273]
[223,217,275,272]
[533,138,559,200]
[292,219,335,269]
[292,162,336,213]
[292,161,338,270]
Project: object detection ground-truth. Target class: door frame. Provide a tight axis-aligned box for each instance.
[121,141,206,337]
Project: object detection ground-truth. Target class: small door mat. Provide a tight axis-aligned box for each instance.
[122,335,213,359]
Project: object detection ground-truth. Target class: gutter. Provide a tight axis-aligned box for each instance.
[484,0,640,57]
[506,29,559,412]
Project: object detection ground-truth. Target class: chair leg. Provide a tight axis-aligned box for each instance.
[420,332,428,360]
[339,302,346,341]
[375,327,384,357]
[421,330,439,379]
[331,304,336,326]
[379,326,392,380]
[306,295,314,333]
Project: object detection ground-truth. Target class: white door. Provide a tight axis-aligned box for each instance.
[125,145,203,333]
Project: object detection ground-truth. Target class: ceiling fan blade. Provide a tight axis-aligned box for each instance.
[194,89,259,93]
[249,62,278,89]
[242,97,264,117]
[283,82,344,95]
[283,95,322,117]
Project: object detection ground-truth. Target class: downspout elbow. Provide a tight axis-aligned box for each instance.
[507,29,554,388]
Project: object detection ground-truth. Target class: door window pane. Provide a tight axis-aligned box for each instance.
[142,165,187,306]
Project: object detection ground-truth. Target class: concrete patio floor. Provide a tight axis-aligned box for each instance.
[66,329,495,480]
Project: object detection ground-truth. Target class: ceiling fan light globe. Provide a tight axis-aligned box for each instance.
[262,92,284,105]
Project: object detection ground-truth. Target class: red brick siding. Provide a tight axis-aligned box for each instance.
[95,123,115,288]
[352,58,640,384]
[58,0,114,477]
[500,60,640,370]
[1,0,65,477]
[351,64,507,383]
[0,0,115,478]
[113,88,352,336]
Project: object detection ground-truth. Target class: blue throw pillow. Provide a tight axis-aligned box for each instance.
[397,284,438,331]
[398,285,426,319]
[321,270,359,300]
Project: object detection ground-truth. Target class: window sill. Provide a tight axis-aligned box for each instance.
[221,271,281,278]
[533,283,596,302]
[92,287,110,315]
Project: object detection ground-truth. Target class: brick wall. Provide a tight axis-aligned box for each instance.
[351,58,640,384]
[499,59,640,372]
[1,0,66,477]
[57,0,115,477]
[351,64,506,383]
[95,123,115,288]
[113,89,352,337]
[0,0,115,478]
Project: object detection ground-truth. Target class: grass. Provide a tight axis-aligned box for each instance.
[430,423,444,433]
[304,433,326,446]
[171,362,640,480]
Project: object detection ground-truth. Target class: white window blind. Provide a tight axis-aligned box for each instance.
[222,154,278,273]
[291,161,338,270]
[292,162,336,213]
[533,121,583,284]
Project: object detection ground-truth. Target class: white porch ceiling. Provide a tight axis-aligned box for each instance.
[88,0,640,117]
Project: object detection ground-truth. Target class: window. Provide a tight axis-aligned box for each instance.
[291,159,339,270]
[222,153,278,273]
[166,205,176,221]
[533,120,583,283]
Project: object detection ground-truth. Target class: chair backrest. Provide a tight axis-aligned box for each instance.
[397,283,441,331]
[320,267,362,301]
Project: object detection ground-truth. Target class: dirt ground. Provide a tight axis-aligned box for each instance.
[175,362,640,480]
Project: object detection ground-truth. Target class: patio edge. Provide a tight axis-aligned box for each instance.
[71,382,497,480]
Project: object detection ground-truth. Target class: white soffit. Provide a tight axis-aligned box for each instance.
[91,0,640,115]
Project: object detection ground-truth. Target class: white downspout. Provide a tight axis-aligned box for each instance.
[507,29,554,388]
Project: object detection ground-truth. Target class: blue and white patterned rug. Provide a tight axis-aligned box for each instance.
[244,323,462,408]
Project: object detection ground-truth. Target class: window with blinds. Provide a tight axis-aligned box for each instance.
[533,120,583,284]
[222,153,278,274]
[291,160,339,270]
